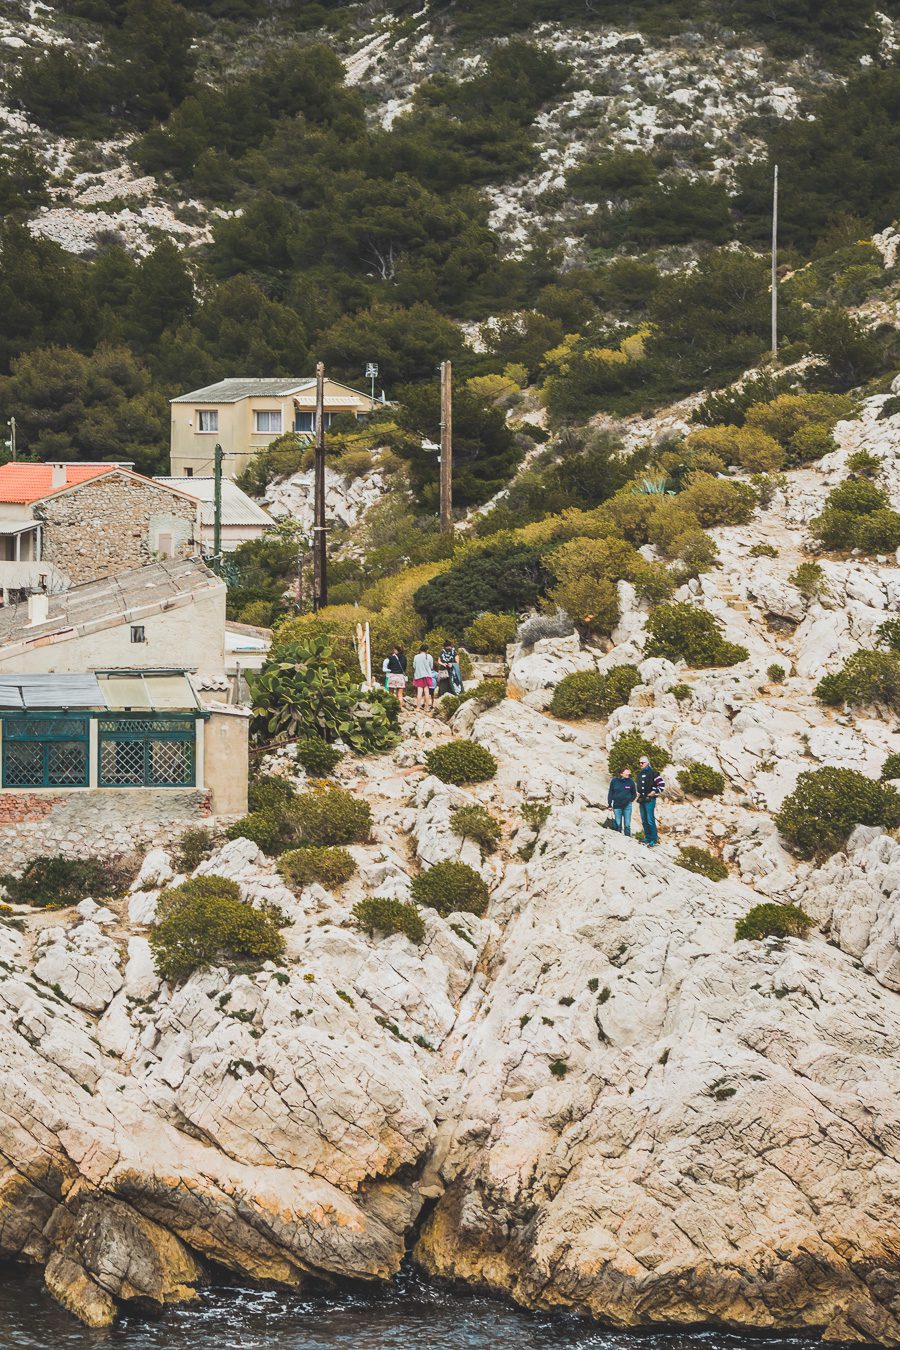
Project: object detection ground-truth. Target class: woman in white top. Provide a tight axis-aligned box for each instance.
[412,644,435,713]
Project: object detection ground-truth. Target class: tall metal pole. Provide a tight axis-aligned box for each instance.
[313,361,328,611]
[213,441,223,569]
[771,163,779,356]
[439,360,453,535]
[8,417,15,462]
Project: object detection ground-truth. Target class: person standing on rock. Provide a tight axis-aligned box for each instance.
[383,645,407,709]
[438,638,463,697]
[607,765,638,836]
[412,644,435,713]
[636,754,664,846]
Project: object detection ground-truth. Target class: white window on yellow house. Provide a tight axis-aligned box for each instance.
[197,410,218,432]
[253,409,282,434]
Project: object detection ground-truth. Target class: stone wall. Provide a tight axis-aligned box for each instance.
[0,788,212,871]
[38,474,198,586]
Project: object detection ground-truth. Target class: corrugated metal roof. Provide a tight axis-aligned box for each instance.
[171,378,314,404]
[154,477,274,527]
[0,673,103,708]
[0,558,221,648]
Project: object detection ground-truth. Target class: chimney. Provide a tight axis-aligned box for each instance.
[27,592,49,626]
[50,463,67,489]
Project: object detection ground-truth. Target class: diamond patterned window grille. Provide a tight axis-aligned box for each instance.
[47,741,88,786]
[4,742,43,787]
[4,717,87,740]
[149,740,192,786]
[100,740,145,786]
[98,717,193,736]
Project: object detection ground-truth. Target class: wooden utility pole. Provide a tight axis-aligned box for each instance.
[771,163,779,356]
[312,361,328,611]
[439,359,453,535]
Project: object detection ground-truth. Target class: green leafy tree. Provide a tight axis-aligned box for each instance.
[393,381,522,509]
[775,767,900,859]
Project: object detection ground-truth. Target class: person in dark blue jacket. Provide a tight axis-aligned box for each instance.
[607,765,638,835]
[636,755,665,846]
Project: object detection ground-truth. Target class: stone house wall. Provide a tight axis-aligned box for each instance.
[0,788,214,872]
[38,473,198,586]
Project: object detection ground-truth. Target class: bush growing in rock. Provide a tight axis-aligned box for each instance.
[226,810,290,855]
[460,679,507,708]
[151,880,285,984]
[451,803,501,855]
[434,693,461,722]
[847,450,881,477]
[644,602,749,667]
[767,663,787,683]
[0,854,137,907]
[607,731,671,775]
[811,477,900,552]
[425,740,497,785]
[881,753,900,781]
[411,860,490,917]
[668,682,692,701]
[172,827,216,873]
[775,766,900,858]
[675,846,728,881]
[789,562,827,598]
[682,425,785,472]
[462,611,518,653]
[815,650,900,709]
[295,737,343,776]
[876,619,900,652]
[677,762,725,796]
[745,392,852,464]
[749,542,778,558]
[549,665,640,720]
[676,473,757,528]
[278,846,357,890]
[735,902,813,942]
[295,784,372,845]
[352,896,425,944]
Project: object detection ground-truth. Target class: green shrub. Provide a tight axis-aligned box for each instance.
[295,737,343,776]
[172,827,216,874]
[435,693,461,722]
[411,861,490,917]
[352,895,425,944]
[167,875,242,903]
[521,800,551,831]
[460,679,507,708]
[463,611,518,653]
[735,902,813,942]
[295,784,372,845]
[549,665,640,720]
[150,883,285,984]
[767,663,787,683]
[413,538,549,632]
[226,811,290,855]
[749,543,778,558]
[425,740,497,785]
[677,473,757,527]
[774,766,900,859]
[880,753,900,781]
[682,424,784,472]
[745,393,852,465]
[644,602,749,668]
[451,803,502,855]
[278,846,357,890]
[876,619,900,653]
[846,450,881,478]
[675,847,728,882]
[607,731,671,776]
[668,682,692,701]
[677,762,725,796]
[811,477,900,552]
[0,854,137,908]
[789,562,827,598]
[248,774,297,813]
[826,478,889,515]
[815,649,900,709]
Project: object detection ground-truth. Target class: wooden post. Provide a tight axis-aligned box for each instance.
[439,359,453,535]
[313,361,328,611]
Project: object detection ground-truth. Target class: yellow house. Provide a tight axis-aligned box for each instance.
[169,377,381,481]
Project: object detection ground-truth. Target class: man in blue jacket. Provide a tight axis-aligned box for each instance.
[607,765,638,836]
[636,754,664,846]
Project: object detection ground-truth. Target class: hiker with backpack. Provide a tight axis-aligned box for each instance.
[607,765,638,836]
[636,754,665,846]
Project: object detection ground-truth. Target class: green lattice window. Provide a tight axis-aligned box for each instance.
[1,715,89,788]
[98,716,195,788]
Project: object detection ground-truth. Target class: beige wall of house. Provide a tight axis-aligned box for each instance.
[170,380,377,480]
[37,474,199,586]
[0,585,227,677]
[203,707,250,814]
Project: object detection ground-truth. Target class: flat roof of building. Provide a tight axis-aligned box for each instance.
[0,558,221,650]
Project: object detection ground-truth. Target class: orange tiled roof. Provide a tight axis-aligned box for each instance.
[0,463,118,504]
